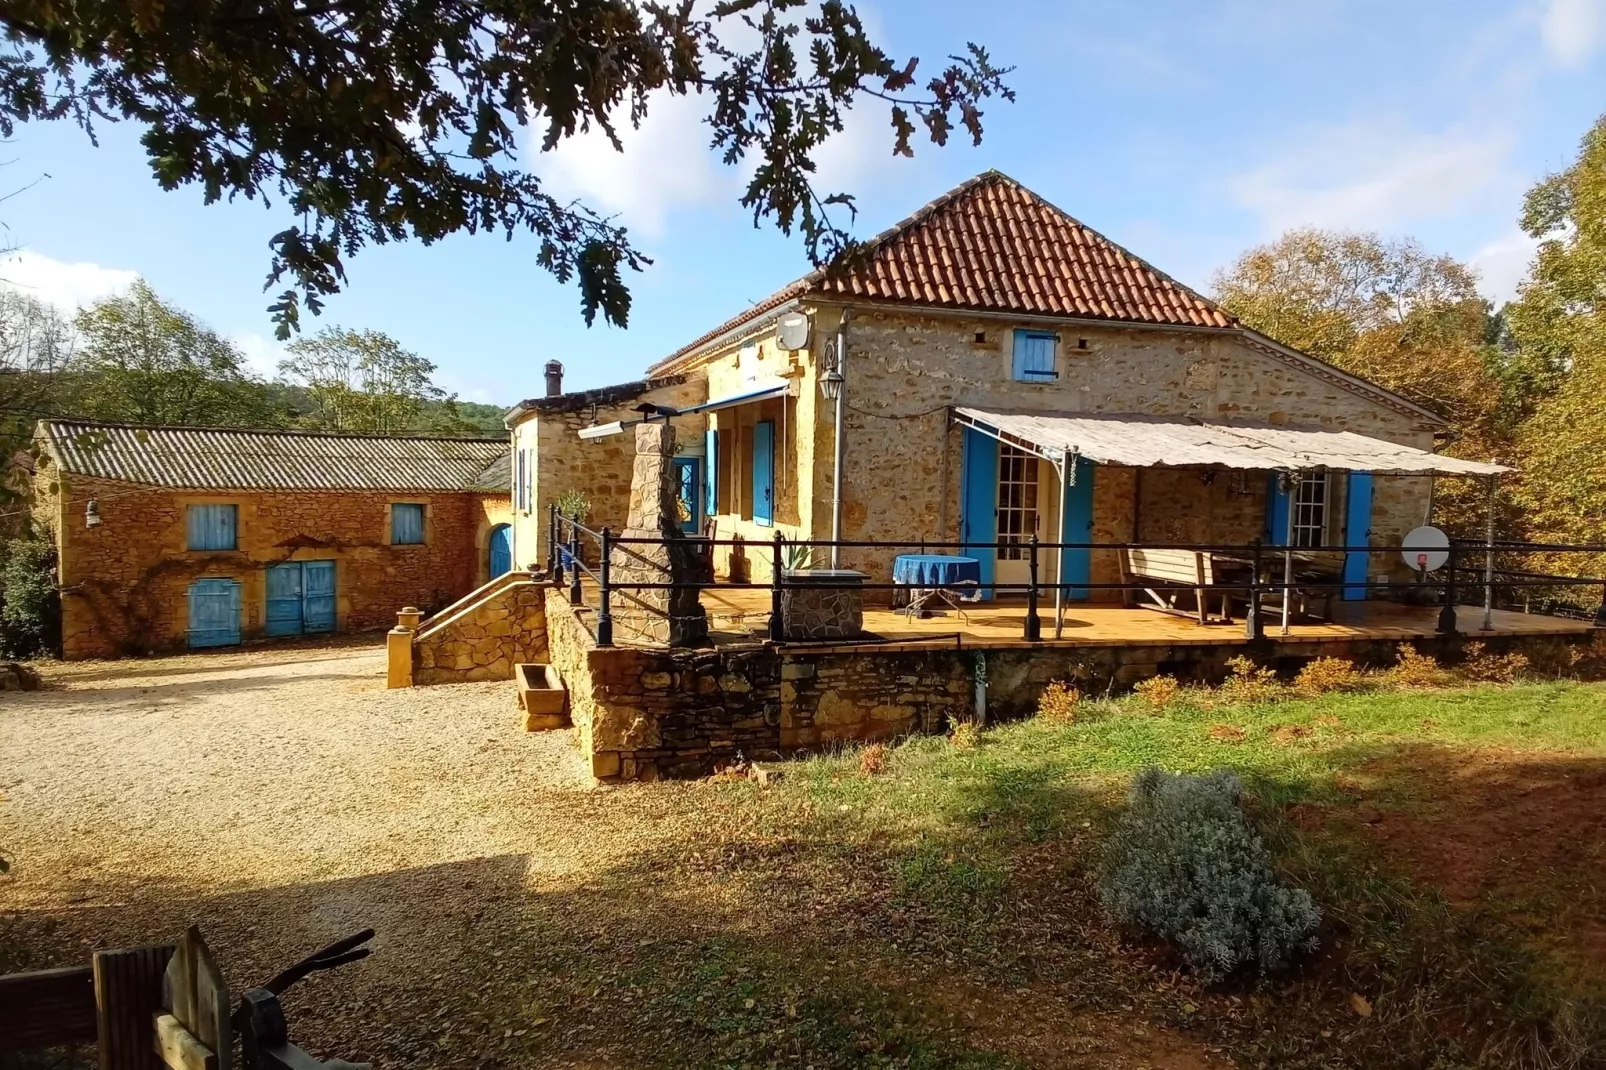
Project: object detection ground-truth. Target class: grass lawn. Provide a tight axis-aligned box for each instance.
[647,679,1606,1069]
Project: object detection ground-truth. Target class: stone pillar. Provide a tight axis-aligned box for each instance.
[608,423,709,646]
[387,606,422,689]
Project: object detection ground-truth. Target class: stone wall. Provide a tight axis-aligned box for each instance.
[39,465,500,659]
[412,575,549,685]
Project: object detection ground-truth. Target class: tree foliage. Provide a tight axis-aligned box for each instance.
[276,325,468,432]
[1510,115,1606,551]
[0,0,1012,337]
[70,280,284,427]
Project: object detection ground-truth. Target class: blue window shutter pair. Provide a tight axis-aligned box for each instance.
[1012,330,1057,382]
[392,503,425,544]
[186,505,238,551]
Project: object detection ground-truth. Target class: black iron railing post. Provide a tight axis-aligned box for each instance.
[1596,582,1606,627]
[547,503,559,580]
[1438,541,1459,636]
[769,531,785,643]
[1024,532,1042,642]
[597,527,614,647]
[568,526,583,607]
[1246,538,1264,641]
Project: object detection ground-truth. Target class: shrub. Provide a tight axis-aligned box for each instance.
[1386,646,1455,689]
[1292,657,1364,697]
[1217,655,1284,705]
[948,720,979,750]
[1036,680,1081,722]
[1460,641,1530,684]
[858,742,888,776]
[0,538,61,660]
[1098,768,1321,982]
[1132,674,1180,710]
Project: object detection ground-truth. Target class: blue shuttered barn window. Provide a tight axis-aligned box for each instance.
[1012,330,1057,382]
[186,504,238,551]
[391,503,425,545]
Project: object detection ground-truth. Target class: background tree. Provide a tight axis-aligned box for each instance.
[0,285,75,439]
[0,0,1012,337]
[71,280,284,427]
[277,326,465,433]
[1509,115,1606,558]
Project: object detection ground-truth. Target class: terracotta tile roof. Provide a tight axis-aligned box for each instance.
[649,171,1235,374]
[39,421,509,492]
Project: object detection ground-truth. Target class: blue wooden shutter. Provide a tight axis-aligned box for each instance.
[187,505,237,551]
[705,427,719,517]
[1059,457,1096,599]
[302,560,336,632]
[960,427,998,598]
[1263,473,1291,546]
[752,420,775,527]
[1342,472,1374,601]
[391,503,425,544]
[1012,330,1057,382]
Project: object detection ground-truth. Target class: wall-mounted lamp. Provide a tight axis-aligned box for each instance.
[85,499,102,528]
[820,366,844,401]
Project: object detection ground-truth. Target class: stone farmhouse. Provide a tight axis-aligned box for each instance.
[32,422,510,659]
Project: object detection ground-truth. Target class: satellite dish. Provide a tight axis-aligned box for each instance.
[1401,525,1450,572]
[776,313,811,352]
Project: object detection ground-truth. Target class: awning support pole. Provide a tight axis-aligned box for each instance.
[1483,469,1498,632]
[1054,449,1071,638]
[1281,470,1294,637]
[829,313,849,568]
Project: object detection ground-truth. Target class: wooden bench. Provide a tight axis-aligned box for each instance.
[1119,548,1233,625]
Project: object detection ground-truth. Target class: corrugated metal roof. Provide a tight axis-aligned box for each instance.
[40,421,510,492]
[466,452,511,493]
[954,408,1509,477]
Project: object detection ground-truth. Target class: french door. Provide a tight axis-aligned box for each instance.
[995,444,1039,589]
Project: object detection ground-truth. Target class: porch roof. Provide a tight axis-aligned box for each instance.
[952,408,1510,477]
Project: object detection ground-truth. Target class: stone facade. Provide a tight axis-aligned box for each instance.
[36,462,507,659]
[410,574,549,685]
[673,306,1441,596]
[508,377,707,567]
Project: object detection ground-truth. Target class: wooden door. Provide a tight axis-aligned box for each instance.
[995,444,1039,589]
[302,560,336,633]
[265,563,304,637]
[187,579,241,648]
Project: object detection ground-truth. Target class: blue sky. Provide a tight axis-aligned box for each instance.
[3,0,1603,406]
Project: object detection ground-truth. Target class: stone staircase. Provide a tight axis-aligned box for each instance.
[386,570,550,687]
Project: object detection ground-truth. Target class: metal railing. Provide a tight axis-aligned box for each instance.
[551,506,1606,648]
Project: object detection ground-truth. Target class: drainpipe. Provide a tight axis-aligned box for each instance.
[829,309,851,568]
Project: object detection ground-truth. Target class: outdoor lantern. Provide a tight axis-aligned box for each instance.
[85,499,102,528]
[820,366,844,400]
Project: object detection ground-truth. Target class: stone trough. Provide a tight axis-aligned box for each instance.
[517,663,569,731]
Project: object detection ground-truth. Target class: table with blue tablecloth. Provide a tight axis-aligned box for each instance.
[892,554,982,618]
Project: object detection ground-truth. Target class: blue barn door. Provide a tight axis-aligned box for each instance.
[959,427,998,598]
[673,457,702,533]
[188,579,241,648]
[752,420,775,527]
[488,524,513,579]
[1059,456,1096,599]
[1342,472,1374,601]
[302,560,336,633]
[265,562,305,637]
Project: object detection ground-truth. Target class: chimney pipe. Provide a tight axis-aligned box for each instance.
[544,360,564,398]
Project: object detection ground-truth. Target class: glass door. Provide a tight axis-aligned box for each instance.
[995,444,1039,590]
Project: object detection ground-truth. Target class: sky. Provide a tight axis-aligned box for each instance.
[2,0,1603,407]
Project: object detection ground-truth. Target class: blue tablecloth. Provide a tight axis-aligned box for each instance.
[893,554,982,588]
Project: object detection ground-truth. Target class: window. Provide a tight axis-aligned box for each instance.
[391,503,425,545]
[1011,330,1057,382]
[1290,472,1329,548]
[186,504,237,551]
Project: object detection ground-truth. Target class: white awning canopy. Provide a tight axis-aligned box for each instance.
[677,377,791,415]
[953,407,1510,477]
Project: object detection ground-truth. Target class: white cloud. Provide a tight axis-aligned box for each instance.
[0,249,139,314]
[1541,0,1605,67]
[231,332,288,379]
[1228,120,1518,236]
[534,90,733,239]
[1470,228,1541,304]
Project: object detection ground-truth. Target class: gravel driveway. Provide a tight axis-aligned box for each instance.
[0,640,691,1066]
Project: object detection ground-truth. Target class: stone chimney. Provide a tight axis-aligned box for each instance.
[544,360,564,398]
[607,422,709,647]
